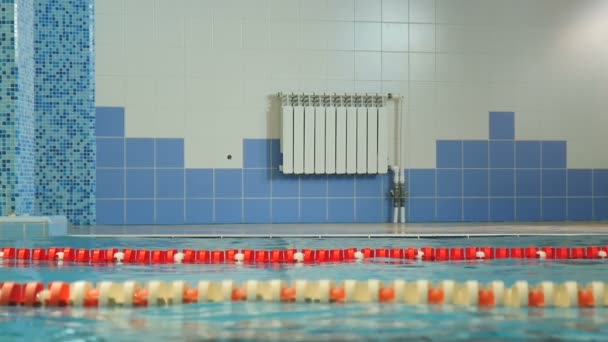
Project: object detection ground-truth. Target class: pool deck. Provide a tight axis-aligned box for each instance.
[68,222,608,238]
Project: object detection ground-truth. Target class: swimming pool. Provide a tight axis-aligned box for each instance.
[1,235,607,341]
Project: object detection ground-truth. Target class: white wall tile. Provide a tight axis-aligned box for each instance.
[326,0,355,21]
[125,45,156,76]
[327,79,355,93]
[183,0,212,17]
[436,25,489,53]
[125,14,155,46]
[381,80,407,95]
[155,78,186,110]
[238,0,269,19]
[409,53,434,81]
[326,51,355,79]
[436,0,490,25]
[268,51,301,79]
[436,53,488,83]
[156,0,186,17]
[155,106,186,138]
[125,104,158,137]
[270,21,299,49]
[95,13,124,46]
[301,0,328,20]
[355,80,382,93]
[269,0,299,19]
[355,52,381,80]
[382,23,408,51]
[408,81,435,114]
[96,0,124,14]
[299,51,327,79]
[409,24,435,52]
[186,17,212,48]
[213,19,242,49]
[96,76,127,106]
[326,21,354,50]
[355,0,382,21]
[96,44,126,75]
[409,0,435,23]
[382,52,408,81]
[154,48,185,76]
[125,0,152,16]
[243,20,269,49]
[241,51,271,78]
[126,77,156,108]
[382,0,408,22]
[355,23,381,51]
[302,21,327,50]
[157,16,185,47]
[184,77,215,112]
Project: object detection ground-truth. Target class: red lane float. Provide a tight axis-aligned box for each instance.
[0,246,607,265]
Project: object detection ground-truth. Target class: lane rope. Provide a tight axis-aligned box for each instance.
[0,246,606,265]
[0,279,605,308]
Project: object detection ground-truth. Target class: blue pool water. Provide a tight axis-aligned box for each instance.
[1,236,608,341]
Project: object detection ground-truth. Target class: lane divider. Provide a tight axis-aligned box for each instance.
[0,246,607,265]
[0,280,605,307]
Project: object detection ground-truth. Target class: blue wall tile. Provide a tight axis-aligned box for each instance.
[541,141,566,168]
[463,198,489,222]
[300,199,326,222]
[568,169,592,196]
[490,198,515,222]
[490,169,515,197]
[437,169,462,197]
[126,169,154,198]
[593,169,608,196]
[272,199,299,223]
[215,169,242,198]
[244,199,271,223]
[215,199,242,223]
[272,171,299,197]
[328,176,355,197]
[516,169,541,197]
[408,199,435,222]
[244,169,271,197]
[356,175,383,197]
[516,198,541,222]
[156,199,184,224]
[96,107,124,137]
[542,169,567,197]
[156,169,184,198]
[489,111,514,139]
[185,199,213,224]
[96,200,124,225]
[515,141,541,168]
[97,169,124,199]
[156,139,184,168]
[409,169,435,197]
[489,141,514,168]
[356,198,382,222]
[301,175,327,197]
[328,199,355,222]
[270,139,281,168]
[243,139,271,168]
[126,138,154,167]
[542,198,567,221]
[462,140,488,168]
[97,138,124,167]
[594,198,608,220]
[186,169,213,198]
[126,199,155,224]
[568,198,592,221]
[436,140,462,168]
[463,169,488,197]
[437,198,462,222]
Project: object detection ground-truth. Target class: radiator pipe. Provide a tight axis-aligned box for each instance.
[400,168,406,223]
[391,166,400,223]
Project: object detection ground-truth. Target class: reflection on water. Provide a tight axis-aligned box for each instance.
[1,305,608,341]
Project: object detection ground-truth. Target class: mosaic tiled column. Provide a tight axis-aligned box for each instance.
[34,0,96,224]
[0,1,36,216]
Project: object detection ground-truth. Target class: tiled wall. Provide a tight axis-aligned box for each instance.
[34,0,96,224]
[0,1,35,216]
[407,112,608,222]
[96,107,391,224]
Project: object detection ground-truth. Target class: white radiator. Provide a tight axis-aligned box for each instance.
[280,94,388,175]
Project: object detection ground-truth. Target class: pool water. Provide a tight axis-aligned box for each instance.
[1,236,608,341]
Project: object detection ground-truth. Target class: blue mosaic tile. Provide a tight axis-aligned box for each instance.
[34,0,95,224]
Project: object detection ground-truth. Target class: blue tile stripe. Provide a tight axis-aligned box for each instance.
[95,108,604,224]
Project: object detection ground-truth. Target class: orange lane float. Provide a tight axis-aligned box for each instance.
[0,280,606,308]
